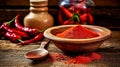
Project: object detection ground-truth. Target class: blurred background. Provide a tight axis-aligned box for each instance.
[0,0,120,29]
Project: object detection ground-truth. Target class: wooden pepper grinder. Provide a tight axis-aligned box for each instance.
[24,0,54,30]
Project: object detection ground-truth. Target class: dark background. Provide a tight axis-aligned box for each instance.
[0,0,120,29]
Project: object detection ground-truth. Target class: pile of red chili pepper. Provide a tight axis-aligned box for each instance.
[58,1,94,25]
[0,15,43,45]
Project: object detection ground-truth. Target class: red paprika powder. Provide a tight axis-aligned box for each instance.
[56,25,99,39]
[48,52,101,64]
[66,52,101,64]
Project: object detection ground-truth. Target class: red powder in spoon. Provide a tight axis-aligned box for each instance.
[26,53,42,58]
[56,25,99,39]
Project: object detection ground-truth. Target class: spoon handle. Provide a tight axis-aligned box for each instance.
[40,38,50,49]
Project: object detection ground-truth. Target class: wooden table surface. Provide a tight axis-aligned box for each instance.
[0,30,120,67]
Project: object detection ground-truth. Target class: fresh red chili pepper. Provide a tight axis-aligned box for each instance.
[58,11,65,24]
[87,13,94,24]
[15,15,42,35]
[3,26,29,38]
[4,32,22,42]
[0,17,15,31]
[75,1,87,13]
[69,6,81,14]
[80,13,87,24]
[62,13,80,25]
[80,13,94,24]
[75,8,81,14]
[18,32,43,45]
[60,6,73,18]
[0,23,7,31]
[68,6,75,13]
[12,28,29,38]
[0,17,15,38]
[63,20,73,25]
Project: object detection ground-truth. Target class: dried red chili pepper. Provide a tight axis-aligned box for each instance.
[60,6,73,18]
[15,15,42,35]
[18,32,43,45]
[4,32,22,42]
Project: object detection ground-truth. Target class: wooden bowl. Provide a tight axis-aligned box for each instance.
[44,25,112,53]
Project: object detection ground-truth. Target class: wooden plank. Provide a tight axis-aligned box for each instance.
[0,0,29,6]
[0,0,59,6]
[0,0,120,7]
[93,0,120,7]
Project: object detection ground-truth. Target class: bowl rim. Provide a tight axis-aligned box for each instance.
[44,25,112,44]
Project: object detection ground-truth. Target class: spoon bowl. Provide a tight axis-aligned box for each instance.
[25,38,49,60]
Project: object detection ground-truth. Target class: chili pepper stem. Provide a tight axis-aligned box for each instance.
[71,13,80,23]
[18,39,24,43]
[6,17,15,25]
[38,30,44,33]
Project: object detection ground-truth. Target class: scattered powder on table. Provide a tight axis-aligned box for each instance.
[65,52,101,64]
[48,52,70,62]
[56,25,99,39]
[47,52,101,64]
